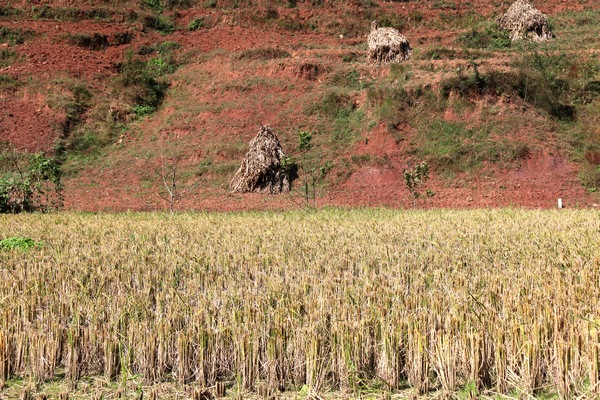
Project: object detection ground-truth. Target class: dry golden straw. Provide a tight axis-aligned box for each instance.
[0,209,598,398]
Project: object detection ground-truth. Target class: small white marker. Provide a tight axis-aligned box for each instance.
[558,198,563,209]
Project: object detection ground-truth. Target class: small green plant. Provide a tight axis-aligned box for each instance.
[133,105,156,118]
[188,17,206,31]
[286,131,332,208]
[298,130,313,151]
[403,161,434,207]
[579,161,600,192]
[0,237,42,251]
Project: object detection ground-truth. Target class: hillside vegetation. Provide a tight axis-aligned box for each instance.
[0,0,599,209]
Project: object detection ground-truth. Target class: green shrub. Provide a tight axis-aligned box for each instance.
[65,33,109,50]
[144,0,164,13]
[0,26,35,45]
[64,84,92,132]
[375,13,406,32]
[440,60,501,98]
[143,14,175,34]
[0,6,21,17]
[112,32,134,46]
[512,52,576,120]
[441,53,581,121]
[459,25,511,49]
[580,164,600,191]
[116,57,170,114]
[156,41,181,52]
[188,17,206,30]
[114,47,178,117]
[133,104,156,118]
[0,149,63,213]
[0,237,42,251]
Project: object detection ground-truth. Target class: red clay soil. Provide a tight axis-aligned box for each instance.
[2,0,599,211]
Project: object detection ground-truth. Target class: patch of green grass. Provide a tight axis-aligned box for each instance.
[328,69,367,90]
[432,0,457,10]
[410,119,530,174]
[441,52,599,122]
[367,84,416,125]
[31,6,112,22]
[188,17,206,30]
[459,24,511,50]
[417,47,460,60]
[307,91,355,119]
[113,48,177,116]
[0,237,42,251]
[435,9,485,30]
[579,163,600,192]
[375,13,406,32]
[0,6,21,17]
[0,74,22,91]
[0,25,35,45]
[144,0,164,13]
[0,49,17,68]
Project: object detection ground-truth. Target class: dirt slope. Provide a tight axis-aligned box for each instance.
[1,0,599,210]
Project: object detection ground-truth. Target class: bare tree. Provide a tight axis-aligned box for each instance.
[155,144,197,212]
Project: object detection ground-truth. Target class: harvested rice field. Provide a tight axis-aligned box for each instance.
[0,209,599,399]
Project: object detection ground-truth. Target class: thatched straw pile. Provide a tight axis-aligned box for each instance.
[367,21,411,64]
[230,125,291,194]
[496,0,554,41]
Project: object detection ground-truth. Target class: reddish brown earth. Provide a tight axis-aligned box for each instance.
[1,1,599,211]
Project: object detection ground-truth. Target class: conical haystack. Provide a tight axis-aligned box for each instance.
[367,21,411,64]
[496,0,554,42]
[230,125,291,194]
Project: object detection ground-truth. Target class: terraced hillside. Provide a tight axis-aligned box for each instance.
[1,0,599,210]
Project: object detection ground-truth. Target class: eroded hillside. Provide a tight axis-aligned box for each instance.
[1,0,599,210]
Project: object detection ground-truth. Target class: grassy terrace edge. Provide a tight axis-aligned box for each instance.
[0,209,599,399]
